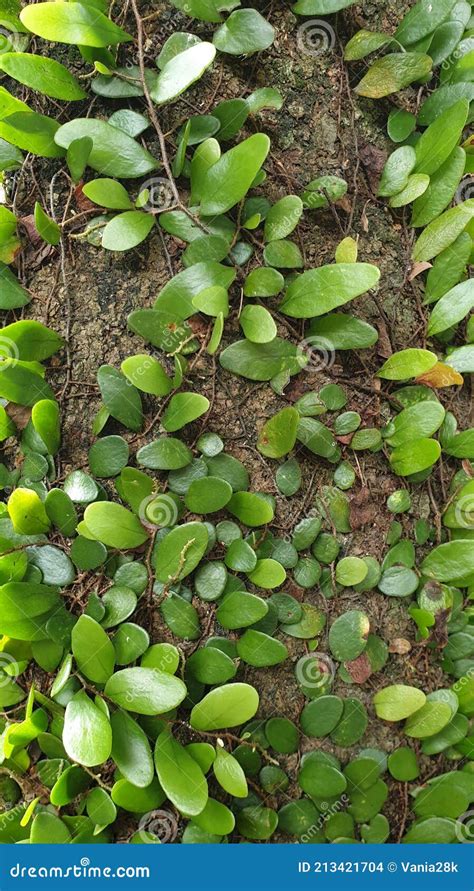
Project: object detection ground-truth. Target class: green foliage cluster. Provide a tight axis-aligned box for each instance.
[0,0,472,846]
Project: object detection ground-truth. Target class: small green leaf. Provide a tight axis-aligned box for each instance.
[355,53,432,98]
[257,407,299,458]
[20,2,132,47]
[105,667,186,715]
[155,729,208,816]
[199,134,270,216]
[373,685,426,721]
[0,52,86,101]
[83,502,148,549]
[190,683,259,731]
[71,615,115,684]
[63,691,112,767]
[213,10,274,55]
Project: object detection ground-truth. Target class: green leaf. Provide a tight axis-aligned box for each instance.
[157,32,202,69]
[187,647,236,684]
[418,83,474,127]
[154,261,235,319]
[280,263,380,318]
[33,201,60,246]
[190,682,259,730]
[213,9,274,55]
[55,119,157,179]
[0,53,86,101]
[307,313,378,350]
[63,691,112,767]
[227,491,274,526]
[110,710,154,788]
[121,354,172,396]
[88,435,129,478]
[66,135,93,184]
[237,630,288,667]
[237,805,278,840]
[0,109,63,158]
[387,108,417,143]
[185,477,232,513]
[385,401,445,447]
[329,610,370,661]
[421,540,474,582]
[355,53,432,98]
[263,239,303,268]
[83,178,132,210]
[240,304,276,343]
[335,556,368,586]
[378,349,437,380]
[0,359,54,405]
[216,591,268,629]
[264,196,303,241]
[137,437,192,470]
[411,147,466,228]
[293,0,355,11]
[192,797,235,835]
[0,582,60,641]
[246,553,285,587]
[162,392,209,432]
[32,400,60,455]
[111,777,164,814]
[151,42,216,104]
[83,502,148,549]
[395,0,458,46]
[0,319,62,361]
[390,438,441,476]
[220,338,304,381]
[404,701,452,738]
[389,174,429,208]
[0,265,30,309]
[97,365,142,431]
[378,146,416,198]
[102,211,154,252]
[300,695,344,738]
[428,280,474,335]
[373,685,426,721]
[155,729,208,817]
[105,667,187,714]
[30,812,71,844]
[257,407,299,458]
[414,100,469,177]
[243,267,284,298]
[199,133,270,216]
[86,787,117,827]
[71,615,115,684]
[213,747,248,797]
[412,199,474,262]
[20,2,132,47]
[8,488,50,535]
[344,29,392,61]
[154,522,209,583]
